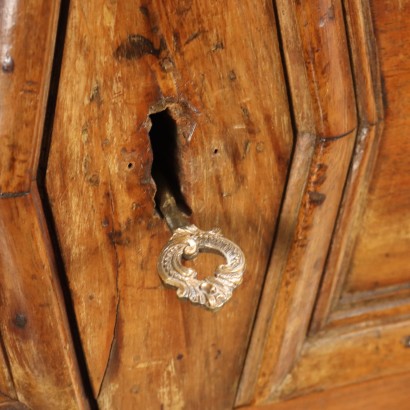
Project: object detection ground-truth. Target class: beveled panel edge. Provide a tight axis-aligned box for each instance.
[235,0,358,405]
[309,0,385,334]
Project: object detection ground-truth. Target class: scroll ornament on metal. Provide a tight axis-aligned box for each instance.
[157,225,246,310]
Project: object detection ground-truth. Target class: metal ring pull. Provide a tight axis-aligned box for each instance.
[155,183,246,311]
[158,224,246,310]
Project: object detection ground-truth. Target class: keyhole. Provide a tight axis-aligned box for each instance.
[149,109,191,216]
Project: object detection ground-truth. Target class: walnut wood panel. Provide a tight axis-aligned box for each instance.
[46,0,293,408]
[269,0,356,136]
[311,0,410,332]
[0,0,60,194]
[239,0,410,407]
[242,371,410,410]
[236,0,356,405]
[0,189,88,409]
[284,0,356,137]
[0,337,15,400]
[310,0,384,332]
[0,0,90,407]
[344,0,410,293]
[0,403,28,410]
[237,135,356,406]
[273,320,410,401]
[0,393,29,410]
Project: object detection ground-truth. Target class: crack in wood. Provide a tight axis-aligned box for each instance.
[98,181,121,399]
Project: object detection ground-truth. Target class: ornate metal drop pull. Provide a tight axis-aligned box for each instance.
[156,186,246,311]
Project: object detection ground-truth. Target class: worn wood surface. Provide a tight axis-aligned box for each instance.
[0,393,29,410]
[239,0,410,407]
[46,0,293,408]
[344,0,410,293]
[237,135,356,406]
[311,0,410,330]
[283,0,356,137]
[236,0,356,405]
[0,0,89,408]
[242,371,410,410]
[235,130,316,405]
[0,0,60,194]
[2,0,407,408]
[0,336,15,401]
[0,403,29,410]
[0,190,89,409]
[275,320,410,400]
[310,0,384,333]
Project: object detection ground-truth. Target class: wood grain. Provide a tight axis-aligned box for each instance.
[242,371,410,410]
[326,296,410,330]
[0,336,15,400]
[237,135,356,406]
[270,0,356,136]
[285,0,356,137]
[0,0,90,407]
[275,320,410,401]
[0,0,60,194]
[0,403,28,410]
[236,0,356,405]
[235,131,316,405]
[239,1,410,407]
[46,0,293,408]
[310,0,384,333]
[0,393,29,410]
[345,0,410,293]
[0,189,88,409]
[311,0,410,331]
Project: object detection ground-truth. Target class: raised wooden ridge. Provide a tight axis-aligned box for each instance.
[236,0,357,404]
[0,1,89,408]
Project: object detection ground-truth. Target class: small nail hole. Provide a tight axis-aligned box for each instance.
[127,162,134,170]
[213,148,218,155]
[14,313,27,328]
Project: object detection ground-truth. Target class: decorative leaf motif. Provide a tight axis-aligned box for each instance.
[157,225,246,310]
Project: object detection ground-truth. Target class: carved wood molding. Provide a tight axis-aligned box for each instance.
[235,0,405,406]
[310,0,386,334]
[236,0,357,404]
[0,1,89,408]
